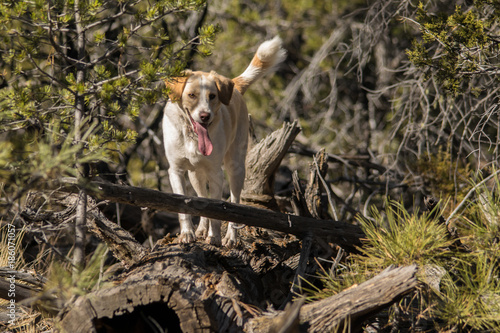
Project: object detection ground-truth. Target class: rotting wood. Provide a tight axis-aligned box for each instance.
[281,150,333,308]
[56,244,419,333]
[241,120,301,210]
[59,179,365,253]
[304,149,329,220]
[56,242,299,332]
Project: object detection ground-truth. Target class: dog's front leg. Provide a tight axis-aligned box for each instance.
[189,169,223,246]
[168,168,196,243]
[222,154,246,248]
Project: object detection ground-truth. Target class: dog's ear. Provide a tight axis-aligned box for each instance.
[211,71,234,106]
[165,70,192,102]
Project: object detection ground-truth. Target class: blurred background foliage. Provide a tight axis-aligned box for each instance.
[1,0,499,210]
[1,0,500,331]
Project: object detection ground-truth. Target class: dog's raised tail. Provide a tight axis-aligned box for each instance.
[233,36,287,95]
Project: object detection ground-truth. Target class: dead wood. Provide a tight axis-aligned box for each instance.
[86,197,148,267]
[50,121,382,332]
[57,242,300,332]
[0,268,47,289]
[289,141,387,174]
[300,264,419,332]
[52,155,417,333]
[59,179,364,253]
[0,276,39,303]
[282,149,331,307]
[304,150,329,219]
[242,120,301,210]
[248,265,420,333]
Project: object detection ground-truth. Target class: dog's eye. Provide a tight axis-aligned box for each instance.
[188,93,196,99]
[209,93,216,100]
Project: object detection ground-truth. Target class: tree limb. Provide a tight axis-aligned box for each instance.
[60,179,365,252]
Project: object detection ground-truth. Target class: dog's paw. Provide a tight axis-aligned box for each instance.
[195,228,208,239]
[205,235,222,246]
[222,236,239,248]
[178,230,196,244]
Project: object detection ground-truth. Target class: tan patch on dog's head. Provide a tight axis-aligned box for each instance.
[210,71,234,105]
[165,70,193,102]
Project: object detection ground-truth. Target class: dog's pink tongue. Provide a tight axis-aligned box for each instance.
[194,122,213,156]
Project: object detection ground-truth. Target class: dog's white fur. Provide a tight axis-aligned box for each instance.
[163,36,286,247]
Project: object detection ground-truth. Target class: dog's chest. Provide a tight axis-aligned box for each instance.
[163,106,224,170]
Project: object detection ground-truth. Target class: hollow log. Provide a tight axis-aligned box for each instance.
[57,242,299,332]
[57,245,418,333]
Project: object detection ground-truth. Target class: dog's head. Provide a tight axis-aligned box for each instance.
[165,70,234,156]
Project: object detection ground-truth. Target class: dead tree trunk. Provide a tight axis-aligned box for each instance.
[241,120,301,210]
[57,241,301,332]
[53,122,401,333]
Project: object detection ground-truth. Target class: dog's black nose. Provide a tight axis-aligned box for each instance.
[200,112,210,123]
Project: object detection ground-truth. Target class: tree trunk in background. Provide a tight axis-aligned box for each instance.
[72,0,87,279]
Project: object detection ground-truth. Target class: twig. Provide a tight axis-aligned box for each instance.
[280,232,313,309]
[314,156,338,220]
[445,170,500,225]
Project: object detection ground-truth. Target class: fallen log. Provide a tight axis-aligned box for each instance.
[0,277,38,303]
[57,242,299,332]
[58,250,419,333]
[60,179,365,252]
[248,264,420,333]
[300,264,419,332]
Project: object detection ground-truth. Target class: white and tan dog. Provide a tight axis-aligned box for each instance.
[163,36,286,247]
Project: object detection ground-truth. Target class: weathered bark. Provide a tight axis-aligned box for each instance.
[0,277,38,303]
[60,179,364,253]
[242,121,301,210]
[0,268,47,289]
[57,242,299,332]
[53,181,418,333]
[300,265,419,332]
[52,121,398,332]
[248,265,420,333]
[87,198,148,267]
[304,149,329,220]
[57,238,419,333]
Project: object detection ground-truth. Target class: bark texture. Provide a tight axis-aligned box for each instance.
[248,265,420,333]
[61,179,365,253]
[57,242,300,332]
[242,120,301,210]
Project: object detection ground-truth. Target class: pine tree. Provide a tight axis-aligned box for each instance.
[0,0,217,275]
